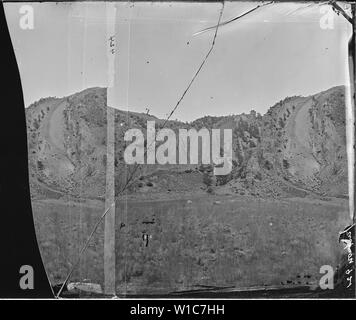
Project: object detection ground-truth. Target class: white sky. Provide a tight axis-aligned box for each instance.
[4,1,352,122]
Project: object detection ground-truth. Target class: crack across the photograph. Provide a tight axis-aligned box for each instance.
[4,1,354,298]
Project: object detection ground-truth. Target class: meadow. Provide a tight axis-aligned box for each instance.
[32,194,350,295]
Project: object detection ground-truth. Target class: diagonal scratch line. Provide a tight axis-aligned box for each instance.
[193,1,273,36]
[285,3,318,16]
[162,1,225,128]
[329,0,353,25]
[118,0,225,190]
[56,1,225,298]
[109,0,226,197]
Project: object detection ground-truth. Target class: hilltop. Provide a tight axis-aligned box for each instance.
[26,85,347,201]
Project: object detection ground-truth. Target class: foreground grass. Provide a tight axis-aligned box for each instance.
[33,195,350,295]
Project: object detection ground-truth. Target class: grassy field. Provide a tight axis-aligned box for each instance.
[32,194,350,295]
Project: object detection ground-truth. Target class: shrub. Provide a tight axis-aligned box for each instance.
[249,140,257,148]
[37,160,44,171]
[282,159,290,169]
[207,186,214,194]
[217,173,232,186]
[264,160,273,170]
[203,172,212,187]
[254,172,262,180]
[278,118,285,128]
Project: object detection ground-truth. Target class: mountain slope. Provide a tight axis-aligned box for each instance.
[25,86,348,200]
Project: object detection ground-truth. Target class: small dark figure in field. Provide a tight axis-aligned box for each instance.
[142,233,150,247]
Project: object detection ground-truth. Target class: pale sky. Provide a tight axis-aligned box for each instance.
[4,1,352,122]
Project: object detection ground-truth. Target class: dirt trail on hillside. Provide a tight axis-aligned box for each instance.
[294,98,312,150]
[43,98,73,172]
[44,99,67,153]
[48,99,67,152]
[286,97,320,179]
[37,98,75,194]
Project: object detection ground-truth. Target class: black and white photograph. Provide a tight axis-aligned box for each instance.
[0,0,355,303]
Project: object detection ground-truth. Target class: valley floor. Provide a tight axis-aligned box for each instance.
[32,193,350,295]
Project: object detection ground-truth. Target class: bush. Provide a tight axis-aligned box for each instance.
[332,163,339,175]
[207,186,214,194]
[249,140,257,148]
[282,159,290,169]
[37,160,44,171]
[217,173,232,186]
[254,172,262,180]
[203,172,212,187]
[278,118,285,128]
[33,119,40,130]
[263,160,273,170]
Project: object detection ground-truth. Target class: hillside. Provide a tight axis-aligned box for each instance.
[26,85,347,201]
